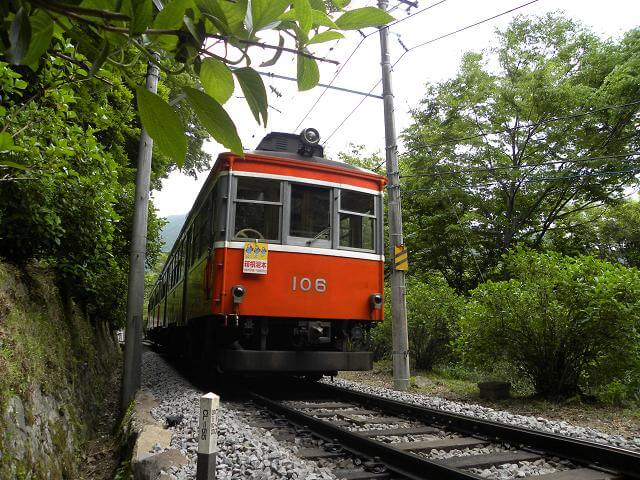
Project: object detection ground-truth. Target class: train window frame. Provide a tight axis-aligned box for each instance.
[231,175,283,243]
[284,182,332,248]
[336,189,378,253]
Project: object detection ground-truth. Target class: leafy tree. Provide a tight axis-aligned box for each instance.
[372,273,464,370]
[1,0,394,166]
[338,144,385,173]
[402,14,640,290]
[0,54,165,327]
[546,199,640,268]
[458,248,640,397]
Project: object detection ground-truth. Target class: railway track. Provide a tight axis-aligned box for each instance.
[247,380,640,480]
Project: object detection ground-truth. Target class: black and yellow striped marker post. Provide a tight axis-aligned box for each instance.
[394,245,409,271]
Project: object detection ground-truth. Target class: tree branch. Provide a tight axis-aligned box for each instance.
[205,34,339,65]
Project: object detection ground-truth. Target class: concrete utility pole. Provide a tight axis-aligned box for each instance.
[121,55,159,412]
[378,0,411,391]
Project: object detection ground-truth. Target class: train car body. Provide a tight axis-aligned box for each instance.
[147,131,386,376]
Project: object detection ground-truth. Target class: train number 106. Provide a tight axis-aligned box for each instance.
[292,276,327,293]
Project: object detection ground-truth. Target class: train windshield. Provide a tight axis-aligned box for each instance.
[339,190,375,250]
[289,184,331,241]
[233,177,282,241]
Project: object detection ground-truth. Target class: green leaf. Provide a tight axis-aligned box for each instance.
[130,0,153,35]
[0,159,28,168]
[199,58,234,104]
[332,0,351,9]
[297,54,319,91]
[136,87,187,167]
[21,10,53,69]
[234,67,268,125]
[309,0,327,13]
[195,0,225,18]
[293,0,313,37]
[334,7,393,30]
[183,87,243,154]
[307,30,344,45]
[7,7,31,64]
[0,132,14,150]
[153,0,190,29]
[250,0,290,32]
[218,0,249,36]
[0,133,26,157]
[278,9,296,22]
[312,10,338,28]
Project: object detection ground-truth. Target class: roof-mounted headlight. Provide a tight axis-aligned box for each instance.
[300,128,320,146]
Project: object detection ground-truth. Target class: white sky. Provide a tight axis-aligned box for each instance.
[151,0,640,216]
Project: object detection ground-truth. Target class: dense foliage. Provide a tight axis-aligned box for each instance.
[0,55,166,326]
[457,248,640,398]
[1,0,394,165]
[401,14,640,291]
[364,14,640,402]
[373,273,464,370]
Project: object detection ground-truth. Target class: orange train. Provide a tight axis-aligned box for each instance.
[147,129,386,376]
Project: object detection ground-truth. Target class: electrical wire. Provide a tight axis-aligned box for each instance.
[394,0,540,65]
[323,0,541,145]
[294,0,449,132]
[401,168,640,194]
[403,99,640,153]
[399,152,640,178]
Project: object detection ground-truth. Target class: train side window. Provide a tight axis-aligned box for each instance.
[338,190,376,251]
[233,177,282,241]
[288,184,331,245]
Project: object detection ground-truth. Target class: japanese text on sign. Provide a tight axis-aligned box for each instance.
[243,241,268,274]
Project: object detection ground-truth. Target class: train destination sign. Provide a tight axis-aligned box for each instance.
[243,241,268,274]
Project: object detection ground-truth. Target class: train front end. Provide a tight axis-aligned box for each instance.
[148,130,386,377]
[211,133,385,375]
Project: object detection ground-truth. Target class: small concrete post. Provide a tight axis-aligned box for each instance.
[197,392,219,480]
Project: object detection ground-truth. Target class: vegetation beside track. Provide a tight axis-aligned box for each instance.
[356,14,640,405]
[0,262,121,479]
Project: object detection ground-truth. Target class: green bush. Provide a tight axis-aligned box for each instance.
[372,272,464,370]
[457,248,640,398]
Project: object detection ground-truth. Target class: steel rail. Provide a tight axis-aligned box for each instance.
[249,391,484,480]
[312,382,640,479]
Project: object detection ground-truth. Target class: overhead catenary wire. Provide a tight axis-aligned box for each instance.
[399,152,640,178]
[401,167,640,194]
[323,0,541,145]
[294,0,449,132]
[403,99,640,153]
[381,99,640,172]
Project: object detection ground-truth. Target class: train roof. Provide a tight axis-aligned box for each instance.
[246,149,373,173]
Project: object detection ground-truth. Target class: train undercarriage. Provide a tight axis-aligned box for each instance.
[147,316,374,376]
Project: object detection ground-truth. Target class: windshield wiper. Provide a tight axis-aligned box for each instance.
[306,227,331,246]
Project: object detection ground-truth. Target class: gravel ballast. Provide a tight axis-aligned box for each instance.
[322,377,640,452]
[138,351,638,480]
[140,351,335,479]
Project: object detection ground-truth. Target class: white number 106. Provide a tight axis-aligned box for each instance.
[292,276,327,292]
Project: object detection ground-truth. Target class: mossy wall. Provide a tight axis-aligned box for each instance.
[0,262,121,479]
